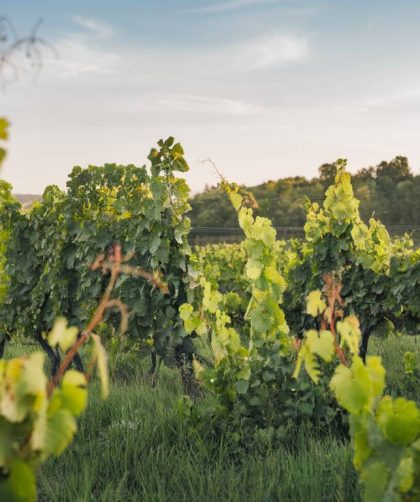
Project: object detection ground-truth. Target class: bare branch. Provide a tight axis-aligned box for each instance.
[0,17,57,89]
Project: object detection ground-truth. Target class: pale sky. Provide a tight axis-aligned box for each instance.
[2,0,420,194]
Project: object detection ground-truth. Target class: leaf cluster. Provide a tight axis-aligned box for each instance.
[0,138,192,369]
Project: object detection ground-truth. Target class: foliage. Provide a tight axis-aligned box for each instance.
[0,351,86,502]
[295,283,420,502]
[0,117,8,167]
[0,310,103,502]
[187,239,296,340]
[284,162,420,355]
[0,137,191,375]
[180,184,342,438]
[182,165,420,499]
[190,243,248,296]
[191,164,419,360]
[189,155,420,230]
[0,241,163,501]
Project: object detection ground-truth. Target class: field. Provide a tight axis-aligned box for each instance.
[5,335,418,501]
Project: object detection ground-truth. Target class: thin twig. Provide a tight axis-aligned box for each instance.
[323,273,348,366]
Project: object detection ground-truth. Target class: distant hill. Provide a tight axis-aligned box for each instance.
[14,194,42,209]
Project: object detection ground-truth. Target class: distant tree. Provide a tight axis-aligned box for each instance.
[318,162,338,187]
[376,156,412,183]
[189,156,420,232]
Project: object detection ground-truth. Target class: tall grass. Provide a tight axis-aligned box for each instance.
[37,368,359,502]
[4,334,418,501]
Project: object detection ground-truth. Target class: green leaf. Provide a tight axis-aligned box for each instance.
[249,307,271,334]
[0,418,18,465]
[360,461,389,502]
[172,142,184,155]
[202,280,222,313]
[259,225,276,247]
[60,370,87,416]
[92,335,109,399]
[236,380,249,394]
[376,396,420,446]
[243,239,264,259]
[211,332,226,363]
[44,409,77,457]
[229,192,242,211]
[236,366,251,381]
[294,329,334,383]
[0,460,36,502]
[0,353,47,423]
[330,356,385,415]
[337,316,361,355]
[179,303,193,322]
[395,456,414,493]
[306,291,326,317]
[293,344,320,383]
[179,304,203,334]
[306,329,335,362]
[264,266,286,287]
[351,415,372,470]
[0,118,9,141]
[330,360,369,415]
[365,356,386,399]
[246,260,262,280]
[48,318,79,353]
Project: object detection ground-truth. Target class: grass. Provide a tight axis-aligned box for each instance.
[4,334,419,502]
[370,333,420,402]
[37,368,359,502]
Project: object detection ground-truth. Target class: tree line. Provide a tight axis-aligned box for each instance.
[189,156,420,229]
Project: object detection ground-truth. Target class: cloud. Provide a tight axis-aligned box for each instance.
[363,87,420,109]
[73,16,115,39]
[244,34,308,69]
[51,33,119,78]
[46,27,307,83]
[155,93,267,116]
[191,0,278,14]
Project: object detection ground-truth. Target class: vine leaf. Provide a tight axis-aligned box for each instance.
[48,317,78,353]
[91,334,109,399]
[43,408,77,457]
[330,356,385,415]
[0,460,36,502]
[293,329,334,383]
[306,290,326,317]
[337,316,361,355]
[376,396,420,446]
[0,118,9,140]
[59,370,87,416]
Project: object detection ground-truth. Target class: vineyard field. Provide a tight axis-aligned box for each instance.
[0,135,419,501]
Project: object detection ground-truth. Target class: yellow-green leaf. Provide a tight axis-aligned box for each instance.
[92,335,109,399]
[60,370,87,416]
[306,291,326,317]
[48,318,79,353]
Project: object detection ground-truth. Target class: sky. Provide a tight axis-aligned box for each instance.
[2,0,420,194]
